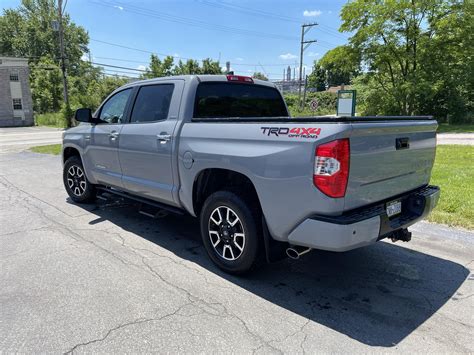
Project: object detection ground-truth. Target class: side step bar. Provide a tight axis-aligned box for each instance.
[96,186,185,215]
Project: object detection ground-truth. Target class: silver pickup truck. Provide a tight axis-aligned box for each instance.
[63,74,440,274]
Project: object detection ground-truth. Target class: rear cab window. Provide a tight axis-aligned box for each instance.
[194,82,288,118]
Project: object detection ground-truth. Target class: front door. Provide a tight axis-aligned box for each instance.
[118,81,183,205]
[83,88,133,188]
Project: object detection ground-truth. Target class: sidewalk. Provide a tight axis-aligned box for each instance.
[437,133,474,145]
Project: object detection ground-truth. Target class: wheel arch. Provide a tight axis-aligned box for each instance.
[62,145,81,165]
[192,168,262,217]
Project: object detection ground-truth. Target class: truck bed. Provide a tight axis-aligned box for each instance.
[192,116,434,123]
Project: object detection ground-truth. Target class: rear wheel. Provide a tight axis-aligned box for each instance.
[63,156,96,203]
[200,191,260,274]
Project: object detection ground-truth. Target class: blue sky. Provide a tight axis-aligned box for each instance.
[2,0,350,80]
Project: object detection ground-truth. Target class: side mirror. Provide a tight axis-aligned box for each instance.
[74,108,93,123]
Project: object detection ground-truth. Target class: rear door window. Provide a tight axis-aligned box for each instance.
[194,82,288,118]
[130,84,174,123]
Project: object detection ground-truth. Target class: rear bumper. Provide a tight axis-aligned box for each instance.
[287,185,440,252]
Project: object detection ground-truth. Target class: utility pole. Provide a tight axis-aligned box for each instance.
[57,0,71,127]
[298,23,317,110]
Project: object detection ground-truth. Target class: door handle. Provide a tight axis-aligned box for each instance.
[109,131,120,140]
[157,134,171,144]
[396,137,409,150]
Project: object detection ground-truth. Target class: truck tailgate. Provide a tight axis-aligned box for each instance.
[344,120,437,211]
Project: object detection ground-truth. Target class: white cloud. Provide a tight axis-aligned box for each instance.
[114,5,124,10]
[279,53,297,60]
[307,52,320,57]
[137,65,146,71]
[303,10,322,17]
[235,57,244,62]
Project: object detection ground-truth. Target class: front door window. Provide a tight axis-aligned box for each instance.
[99,89,132,124]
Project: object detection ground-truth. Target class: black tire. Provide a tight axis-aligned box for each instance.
[63,156,96,203]
[200,191,260,275]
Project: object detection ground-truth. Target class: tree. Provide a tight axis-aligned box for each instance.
[0,0,88,71]
[307,62,326,91]
[141,55,174,79]
[307,45,359,90]
[340,0,472,120]
[0,0,90,114]
[252,72,268,81]
[201,58,222,74]
[29,56,63,113]
[173,59,201,75]
[142,55,222,77]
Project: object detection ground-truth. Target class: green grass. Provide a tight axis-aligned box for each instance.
[30,144,62,155]
[35,112,67,128]
[428,145,474,230]
[437,123,474,133]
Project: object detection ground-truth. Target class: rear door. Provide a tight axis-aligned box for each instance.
[83,88,133,188]
[118,80,184,205]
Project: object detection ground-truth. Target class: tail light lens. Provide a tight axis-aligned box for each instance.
[313,139,350,198]
[226,75,254,83]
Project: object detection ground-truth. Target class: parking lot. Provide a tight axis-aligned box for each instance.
[1,150,473,353]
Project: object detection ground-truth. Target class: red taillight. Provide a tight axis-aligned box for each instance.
[226,75,254,83]
[313,139,350,198]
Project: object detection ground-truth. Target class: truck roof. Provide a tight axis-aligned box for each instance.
[121,74,276,90]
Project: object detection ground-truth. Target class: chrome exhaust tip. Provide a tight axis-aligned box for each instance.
[286,246,312,260]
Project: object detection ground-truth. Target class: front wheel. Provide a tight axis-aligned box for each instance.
[63,156,96,203]
[200,191,260,274]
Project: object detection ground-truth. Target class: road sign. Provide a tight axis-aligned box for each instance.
[309,99,318,111]
[337,90,357,116]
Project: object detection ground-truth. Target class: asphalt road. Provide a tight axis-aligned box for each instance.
[0,127,63,153]
[0,151,473,353]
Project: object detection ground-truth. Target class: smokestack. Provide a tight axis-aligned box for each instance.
[226,61,230,73]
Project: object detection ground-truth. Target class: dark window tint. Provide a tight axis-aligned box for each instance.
[194,83,288,118]
[10,73,19,81]
[130,84,174,123]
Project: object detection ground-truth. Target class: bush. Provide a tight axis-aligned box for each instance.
[34,112,66,128]
[283,91,337,117]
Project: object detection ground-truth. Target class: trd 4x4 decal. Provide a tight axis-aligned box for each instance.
[261,127,321,139]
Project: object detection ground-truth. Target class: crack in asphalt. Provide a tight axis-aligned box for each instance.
[63,302,192,354]
[1,176,284,353]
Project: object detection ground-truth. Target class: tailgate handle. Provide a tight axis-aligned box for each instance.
[396,137,410,150]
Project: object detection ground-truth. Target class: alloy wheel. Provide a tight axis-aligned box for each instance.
[208,206,246,261]
[67,165,87,197]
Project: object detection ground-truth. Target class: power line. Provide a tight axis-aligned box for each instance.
[91,61,146,72]
[90,39,211,62]
[94,56,149,64]
[199,0,300,23]
[90,40,316,67]
[198,0,349,41]
[90,0,298,41]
